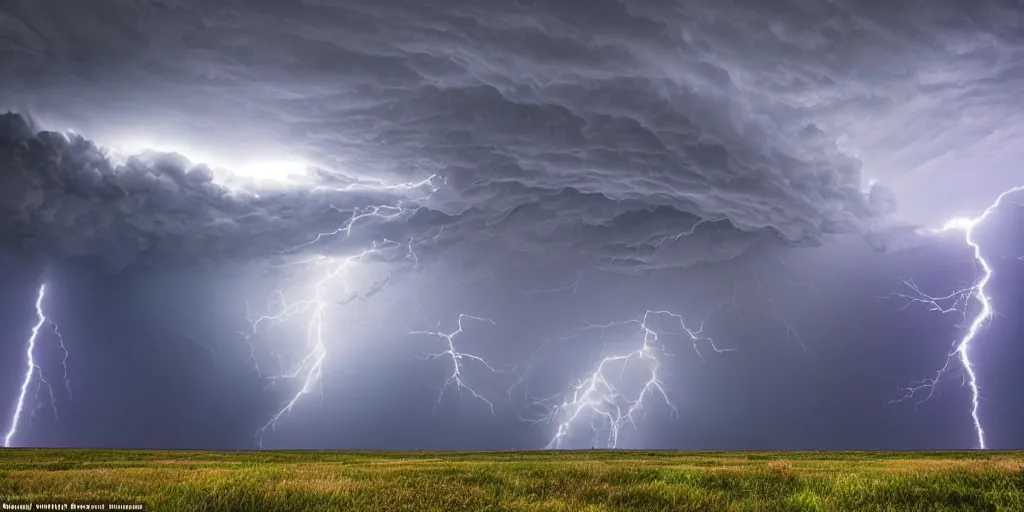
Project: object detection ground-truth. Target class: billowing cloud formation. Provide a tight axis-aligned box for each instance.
[0,113,437,270]
[0,105,889,272]
[6,0,986,272]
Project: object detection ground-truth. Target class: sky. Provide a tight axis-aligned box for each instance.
[0,0,1022,451]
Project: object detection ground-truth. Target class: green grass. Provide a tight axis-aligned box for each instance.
[1,449,1022,511]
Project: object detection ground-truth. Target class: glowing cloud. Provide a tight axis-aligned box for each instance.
[106,136,312,186]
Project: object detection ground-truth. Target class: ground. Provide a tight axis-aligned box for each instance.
[1,449,1022,511]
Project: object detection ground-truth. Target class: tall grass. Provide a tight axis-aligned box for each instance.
[1,449,1021,511]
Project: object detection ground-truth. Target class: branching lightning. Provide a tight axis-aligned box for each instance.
[4,283,71,448]
[242,174,441,449]
[886,185,1024,450]
[245,242,403,447]
[406,314,503,414]
[525,304,735,449]
[651,218,725,248]
[53,323,71,400]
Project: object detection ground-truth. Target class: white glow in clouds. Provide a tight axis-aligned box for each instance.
[107,136,312,186]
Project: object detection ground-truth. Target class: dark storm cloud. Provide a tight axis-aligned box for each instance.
[0,105,889,272]
[11,0,1020,270]
[0,113,434,270]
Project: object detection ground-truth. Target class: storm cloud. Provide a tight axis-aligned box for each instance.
[0,113,437,270]
[0,0,963,272]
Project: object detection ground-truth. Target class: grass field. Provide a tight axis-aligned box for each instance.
[1,449,1022,511]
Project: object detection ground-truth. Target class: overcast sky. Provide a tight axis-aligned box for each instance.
[1,0,1022,450]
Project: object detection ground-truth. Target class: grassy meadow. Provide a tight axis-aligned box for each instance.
[1,449,1022,511]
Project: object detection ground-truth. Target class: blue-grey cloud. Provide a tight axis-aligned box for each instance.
[20,0,1024,271]
[0,113,434,270]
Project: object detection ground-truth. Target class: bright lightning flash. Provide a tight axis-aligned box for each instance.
[887,185,1023,450]
[245,242,406,447]
[242,175,440,449]
[527,306,735,449]
[4,283,71,448]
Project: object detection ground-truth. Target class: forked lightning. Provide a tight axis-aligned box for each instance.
[3,283,71,448]
[242,175,441,448]
[406,314,503,414]
[887,185,1023,449]
[526,306,735,449]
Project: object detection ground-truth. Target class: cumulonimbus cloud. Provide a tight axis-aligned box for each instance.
[0,107,892,273]
[8,0,986,272]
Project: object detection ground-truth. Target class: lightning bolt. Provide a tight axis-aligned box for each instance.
[28,322,71,428]
[246,243,404,447]
[242,175,441,449]
[53,323,71,400]
[406,314,503,414]
[526,304,735,449]
[650,217,725,248]
[887,185,1024,449]
[295,175,442,249]
[4,283,71,448]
